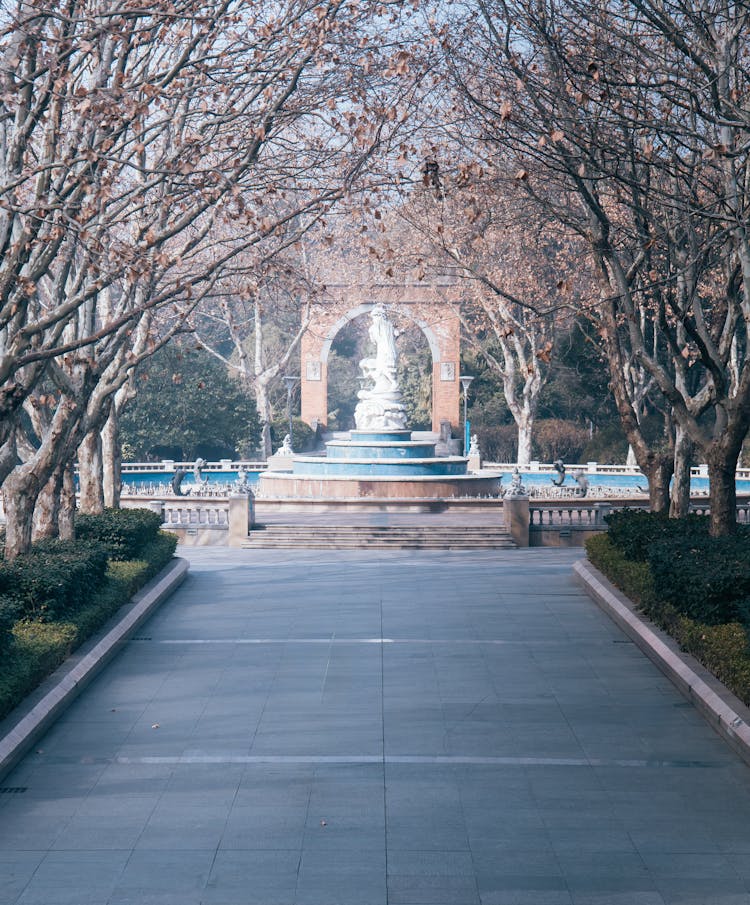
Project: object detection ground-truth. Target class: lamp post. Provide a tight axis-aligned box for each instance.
[459,375,474,456]
[283,375,300,451]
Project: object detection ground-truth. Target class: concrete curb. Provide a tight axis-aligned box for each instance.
[574,558,750,768]
[0,556,189,783]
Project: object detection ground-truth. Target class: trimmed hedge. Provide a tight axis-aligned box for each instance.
[0,540,110,622]
[649,533,750,626]
[602,510,750,626]
[0,508,165,624]
[0,523,177,722]
[587,516,750,706]
[585,533,655,608]
[75,507,163,560]
[604,508,709,563]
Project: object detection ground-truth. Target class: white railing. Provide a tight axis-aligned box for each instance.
[120,496,230,528]
[529,502,621,530]
[529,500,750,532]
[116,460,267,474]
[689,502,750,524]
[122,481,242,497]
[486,461,750,479]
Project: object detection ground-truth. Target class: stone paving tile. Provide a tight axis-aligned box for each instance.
[4,547,750,904]
[0,853,45,905]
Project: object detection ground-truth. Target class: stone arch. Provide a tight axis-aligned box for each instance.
[300,283,461,433]
[318,304,443,366]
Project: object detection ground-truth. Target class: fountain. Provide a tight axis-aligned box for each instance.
[258,305,501,504]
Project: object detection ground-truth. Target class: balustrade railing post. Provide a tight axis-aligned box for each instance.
[148,500,165,524]
[504,493,530,547]
[228,494,251,547]
[593,502,612,528]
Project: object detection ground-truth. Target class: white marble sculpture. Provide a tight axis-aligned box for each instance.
[508,466,527,497]
[280,434,294,455]
[354,304,408,430]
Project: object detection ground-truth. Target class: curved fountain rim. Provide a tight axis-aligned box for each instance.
[325,440,438,448]
[291,455,470,465]
[260,471,503,481]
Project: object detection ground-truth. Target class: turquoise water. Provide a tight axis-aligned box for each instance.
[522,472,750,494]
[120,469,750,494]
[120,470,262,490]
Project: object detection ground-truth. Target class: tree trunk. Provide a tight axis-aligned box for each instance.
[78,429,105,514]
[670,424,693,519]
[2,470,41,558]
[643,459,671,513]
[516,421,532,465]
[32,465,65,542]
[59,464,76,540]
[2,395,83,557]
[0,426,18,487]
[102,409,122,508]
[256,379,274,459]
[707,453,737,537]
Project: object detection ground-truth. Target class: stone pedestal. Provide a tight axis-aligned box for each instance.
[228,494,253,546]
[504,494,530,547]
[149,500,165,522]
[265,453,295,471]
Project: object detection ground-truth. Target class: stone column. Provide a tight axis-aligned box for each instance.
[593,502,613,528]
[228,494,253,546]
[504,495,530,547]
[148,500,165,522]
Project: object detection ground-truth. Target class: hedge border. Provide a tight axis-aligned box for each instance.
[0,556,188,782]
[574,558,750,769]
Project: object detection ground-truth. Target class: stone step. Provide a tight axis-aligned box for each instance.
[251,525,508,540]
[243,524,515,549]
[243,541,516,549]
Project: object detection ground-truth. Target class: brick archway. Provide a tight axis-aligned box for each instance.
[300,282,461,433]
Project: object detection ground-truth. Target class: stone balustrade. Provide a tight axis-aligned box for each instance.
[120,494,253,546]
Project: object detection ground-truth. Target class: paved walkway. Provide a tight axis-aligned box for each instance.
[2,548,750,905]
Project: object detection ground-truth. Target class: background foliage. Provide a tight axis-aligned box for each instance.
[120,345,260,460]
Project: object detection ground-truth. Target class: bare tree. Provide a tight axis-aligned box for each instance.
[435,0,750,532]
[394,175,587,463]
[0,0,414,555]
[191,251,321,458]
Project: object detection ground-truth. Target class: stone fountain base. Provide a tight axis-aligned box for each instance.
[258,429,501,501]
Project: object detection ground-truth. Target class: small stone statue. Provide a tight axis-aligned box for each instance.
[469,434,480,456]
[354,304,408,431]
[193,457,208,485]
[573,469,589,497]
[552,459,566,487]
[509,466,527,496]
[171,467,188,496]
[235,465,250,493]
[280,434,293,455]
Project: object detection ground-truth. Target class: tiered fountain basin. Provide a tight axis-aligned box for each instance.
[258,429,501,502]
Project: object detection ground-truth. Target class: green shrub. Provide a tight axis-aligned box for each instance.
[145,531,178,575]
[587,528,750,707]
[0,540,109,622]
[603,509,750,625]
[0,621,80,722]
[271,417,316,453]
[584,534,655,607]
[677,618,750,704]
[648,533,750,625]
[0,529,177,721]
[604,509,709,562]
[75,507,162,560]
[0,595,23,652]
